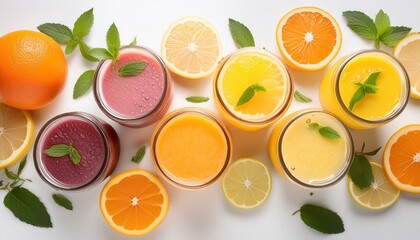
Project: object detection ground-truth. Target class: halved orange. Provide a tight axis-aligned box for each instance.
[100,169,170,236]
[276,6,342,71]
[383,124,420,193]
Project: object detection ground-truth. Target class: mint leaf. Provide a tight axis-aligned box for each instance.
[294,90,312,103]
[186,96,210,103]
[69,146,81,165]
[375,10,390,37]
[65,40,79,55]
[131,145,146,164]
[379,26,411,48]
[294,204,344,234]
[17,155,27,176]
[4,187,52,228]
[319,126,341,139]
[4,168,19,180]
[44,144,70,157]
[37,23,73,44]
[79,41,99,62]
[236,83,266,106]
[73,8,94,38]
[88,48,113,60]
[106,23,121,58]
[365,71,381,85]
[348,72,380,111]
[363,146,382,156]
[349,155,374,189]
[73,69,95,99]
[129,37,137,46]
[349,87,365,111]
[228,18,255,48]
[118,61,147,77]
[308,122,320,129]
[343,11,377,40]
[52,193,73,210]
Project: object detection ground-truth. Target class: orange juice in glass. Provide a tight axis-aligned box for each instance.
[213,47,293,131]
[268,109,354,188]
[319,50,410,130]
[150,108,232,190]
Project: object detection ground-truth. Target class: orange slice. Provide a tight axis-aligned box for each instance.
[99,169,169,236]
[276,6,342,71]
[0,102,35,169]
[383,124,420,193]
[161,16,222,79]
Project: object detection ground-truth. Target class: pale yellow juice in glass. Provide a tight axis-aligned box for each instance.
[151,108,232,190]
[268,109,354,188]
[319,50,410,129]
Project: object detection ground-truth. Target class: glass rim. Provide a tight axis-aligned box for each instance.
[213,47,294,125]
[33,112,111,191]
[334,49,410,125]
[277,109,355,188]
[93,45,171,124]
[151,107,232,190]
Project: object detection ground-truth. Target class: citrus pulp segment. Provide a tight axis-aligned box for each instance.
[222,158,272,209]
[161,16,222,79]
[99,169,169,236]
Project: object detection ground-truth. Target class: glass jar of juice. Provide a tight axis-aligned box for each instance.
[93,45,173,128]
[268,109,354,188]
[150,107,232,190]
[319,50,410,130]
[33,112,120,190]
[213,47,293,131]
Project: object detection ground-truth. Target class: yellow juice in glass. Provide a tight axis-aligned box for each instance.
[151,108,232,190]
[268,109,354,188]
[319,50,410,129]
[213,47,293,131]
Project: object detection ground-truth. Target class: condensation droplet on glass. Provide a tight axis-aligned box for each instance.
[290,166,295,170]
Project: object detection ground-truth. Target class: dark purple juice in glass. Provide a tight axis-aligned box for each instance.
[34,112,120,190]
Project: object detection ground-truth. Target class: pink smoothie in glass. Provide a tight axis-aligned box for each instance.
[34,112,120,190]
[94,46,173,127]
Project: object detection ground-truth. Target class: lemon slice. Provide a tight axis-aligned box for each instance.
[222,158,272,209]
[393,32,420,99]
[161,16,222,79]
[0,102,35,169]
[348,161,400,210]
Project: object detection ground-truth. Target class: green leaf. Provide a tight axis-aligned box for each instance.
[186,96,210,103]
[73,8,94,38]
[349,155,374,189]
[79,41,99,62]
[52,193,73,210]
[65,40,79,55]
[131,145,146,164]
[17,155,27,176]
[4,168,19,180]
[88,48,113,60]
[73,69,95,99]
[106,23,121,58]
[228,18,255,48]
[375,10,390,37]
[236,83,266,106]
[364,71,381,85]
[363,146,382,156]
[295,204,344,234]
[37,23,73,44]
[118,61,147,77]
[379,26,411,48]
[69,146,81,165]
[129,36,137,46]
[44,144,70,157]
[348,87,365,111]
[308,122,320,129]
[342,11,378,40]
[294,90,312,103]
[319,126,341,139]
[363,84,379,94]
[4,187,52,228]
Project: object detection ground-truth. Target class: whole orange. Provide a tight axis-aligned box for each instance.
[0,30,67,109]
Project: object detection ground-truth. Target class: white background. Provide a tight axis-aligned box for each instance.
[1,0,420,239]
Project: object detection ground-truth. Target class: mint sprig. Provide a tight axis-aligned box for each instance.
[118,61,148,77]
[348,72,381,111]
[343,10,411,49]
[236,83,266,107]
[44,144,81,165]
[228,18,255,48]
[307,121,341,139]
[293,204,345,234]
[349,142,382,189]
